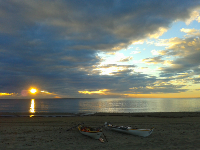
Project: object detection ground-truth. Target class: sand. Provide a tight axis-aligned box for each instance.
[1,112,200,150]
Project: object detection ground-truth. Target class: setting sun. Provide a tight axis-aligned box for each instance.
[30,88,37,94]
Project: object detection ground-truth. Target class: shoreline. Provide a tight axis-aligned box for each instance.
[1,111,200,117]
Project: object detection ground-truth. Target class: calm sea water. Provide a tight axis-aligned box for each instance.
[0,98,200,113]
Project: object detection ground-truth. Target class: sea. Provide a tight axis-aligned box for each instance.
[0,98,200,114]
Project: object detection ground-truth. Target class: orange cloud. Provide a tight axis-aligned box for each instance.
[79,89,109,95]
[0,93,14,96]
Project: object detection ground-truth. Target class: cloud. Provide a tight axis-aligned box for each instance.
[180,28,200,37]
[118,56,133,62]
[93,64,136,75]
[129,84,187,94]
[185,10,200,25]
[143,32,200,79]
[154,37,183,47]
[105,52,116,55]
[132,40,145,45]
[143,30,200,76]
[151,49,166,55]
[142,56,164,64]
[147,27,168,39]
[160,50,200,74]
[197,16,200,22]
[1,0,199,48]
[152,34,200,85]
[1,0,200,98]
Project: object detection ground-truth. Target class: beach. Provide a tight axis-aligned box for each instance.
[1,112,200,150]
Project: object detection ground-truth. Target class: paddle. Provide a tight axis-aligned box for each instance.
[102,132,108,142]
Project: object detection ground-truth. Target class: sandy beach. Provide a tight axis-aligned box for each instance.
[1,112,200,150]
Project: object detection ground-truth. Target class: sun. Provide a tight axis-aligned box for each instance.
[30,88,37,94]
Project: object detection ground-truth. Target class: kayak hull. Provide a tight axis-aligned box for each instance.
[78,125,102,139]
[105,122,154,137]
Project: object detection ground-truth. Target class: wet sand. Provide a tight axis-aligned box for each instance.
[1,112,200,150]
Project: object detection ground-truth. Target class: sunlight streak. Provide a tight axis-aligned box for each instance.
[29,99,35,114]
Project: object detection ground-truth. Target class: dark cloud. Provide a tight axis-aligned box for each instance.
[160,37,200,75]
[0,0,200,98]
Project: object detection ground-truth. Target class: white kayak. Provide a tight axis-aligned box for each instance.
[104,122,154,137]
[78,125,102,139]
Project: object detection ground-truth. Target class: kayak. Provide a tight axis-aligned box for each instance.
[78,125,103,139]
[104,122,154,137]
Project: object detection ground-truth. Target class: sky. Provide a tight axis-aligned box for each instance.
[1,0,200,99]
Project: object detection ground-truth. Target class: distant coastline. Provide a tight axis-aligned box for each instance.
[1,112,200,118]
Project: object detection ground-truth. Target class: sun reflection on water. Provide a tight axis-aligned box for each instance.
[29,99,35,117]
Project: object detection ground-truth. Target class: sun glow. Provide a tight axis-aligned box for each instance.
[30,88,37,94]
